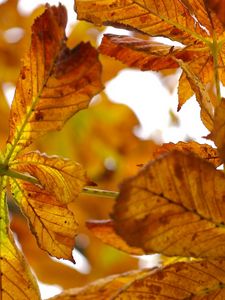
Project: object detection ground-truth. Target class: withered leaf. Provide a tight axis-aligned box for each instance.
[49,260,225,299]
[153,141,221,167]
[5,4,102,163]
[86,219,144,255]
[0,178,40,299]
[113,151,225,258]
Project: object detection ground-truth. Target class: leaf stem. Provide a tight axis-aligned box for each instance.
[82,187,119,198]
[0,167,119,198]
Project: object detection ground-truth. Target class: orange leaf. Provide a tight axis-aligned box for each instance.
[49,260,225,299]
[113,151,225,258]
[5,4,102,162]
[86,219,144,255]
[10,179,78,261]
[153,141,221,167]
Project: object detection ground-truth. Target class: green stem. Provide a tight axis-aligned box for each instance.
[0,166,119,198]
[82,187,119,198]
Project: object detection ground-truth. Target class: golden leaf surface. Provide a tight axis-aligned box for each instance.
[0,178,40,299]
[10,151,88,204]
[113,151,225,258]
[153,141,221,167]
[86,219,144,255]
[10,179,78,261]
[5,4,102,163]
[49,260,225,299]
[76,0,225,112]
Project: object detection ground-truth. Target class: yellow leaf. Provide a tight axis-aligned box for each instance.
[86,219,144,255]
[10,151,88,204]
[49,260,225,299]
[0,178,40,299]
[10,179,78,261]
[113,151,225,258]
[153,141,222,167]
[5,4,102,163]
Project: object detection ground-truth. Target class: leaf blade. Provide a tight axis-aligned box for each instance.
[0,177,40,299]
[5,4,102,163]
[113,151,225,258]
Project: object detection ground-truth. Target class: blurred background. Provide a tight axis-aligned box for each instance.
[0,0,213,298]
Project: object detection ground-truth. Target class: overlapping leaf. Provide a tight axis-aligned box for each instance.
[113,151,225,258]
[86,219,144,255]
[75,0,225,115]
[0,178,40,299]
[5,3,102,163]
[49,260,225,299]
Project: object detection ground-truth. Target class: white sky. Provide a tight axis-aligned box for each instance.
[3,0,216,298]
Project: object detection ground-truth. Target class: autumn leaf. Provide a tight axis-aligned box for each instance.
[0,177,40,299]
[153,141,221,167]
[113,151,225,258]
[86,219,144,255]
[75,0,225,115]
[10,151,88,204]
[49,260,225,299]
[4,3,102,163]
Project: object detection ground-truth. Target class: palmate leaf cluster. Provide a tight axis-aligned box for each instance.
[2,0,225,299]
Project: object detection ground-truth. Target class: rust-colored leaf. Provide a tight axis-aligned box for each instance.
[49,260,225,299]
[153,141,221,167]
[10,179,78,261]
[86,219,144,255]
[113,151,225,258]
[5,4,102,162]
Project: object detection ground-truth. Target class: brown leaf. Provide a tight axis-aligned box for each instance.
[86,219,144,255]
[153,141,221,167]
[49,260,225,299]
[5,4,102,162]
[113,151,225,258]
